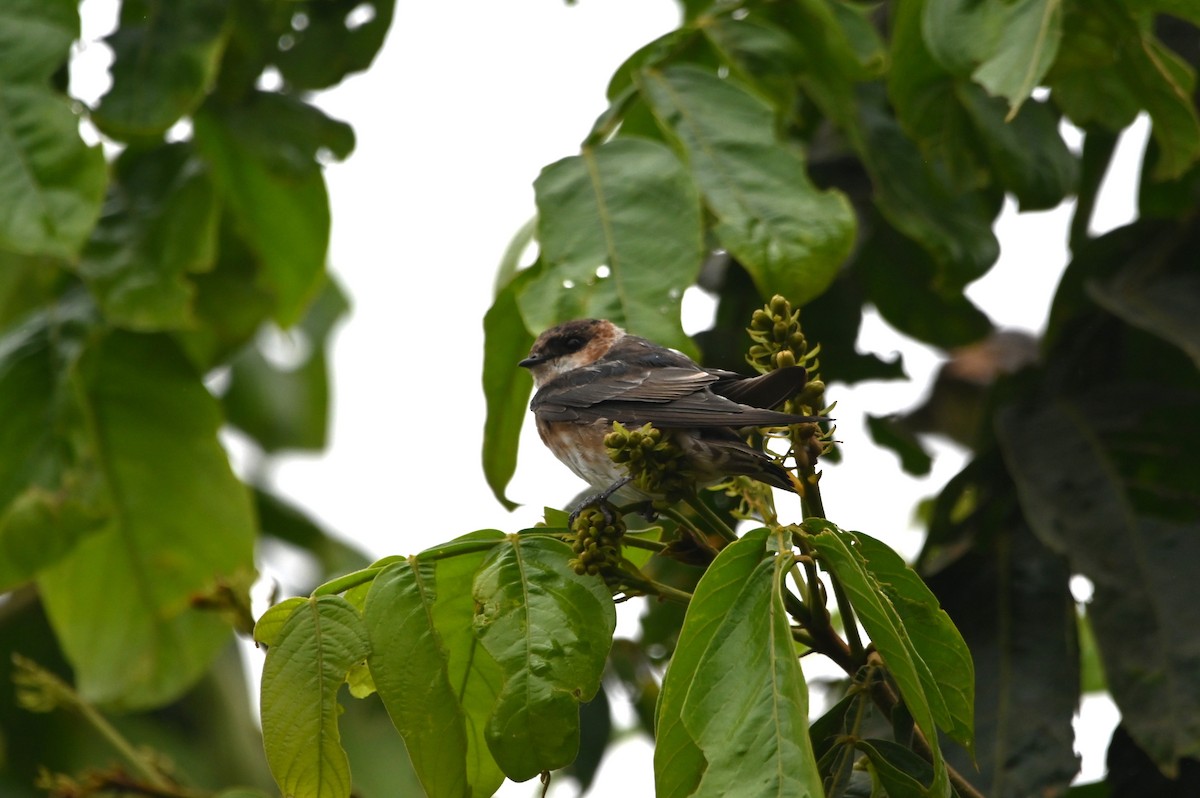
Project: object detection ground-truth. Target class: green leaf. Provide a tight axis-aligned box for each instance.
[1048,0,1200,180]
[655,528,824,798]
[527,136,703,356]
[261,595,369,798]
[0,0,78,84]
[1088,270,1200,370]
[275,0,397,91]
[638,65,855,306]
[364,558,470,798]
[852,88,1000,289]
[0,85,107,259]
[857,738,937,798]
[194,93,351,326]
[92,0,229,140]
[807,522,953,797]
[923,0,1063,116]
[481,275,536,509]
[222,276,349,452]
[998,396,1200,769]
[429,530,507,798]
[854,531,975,752]
[36,331,257,709]
[78,143,219,330]
[700,14,806,113]
[472,535,616,782]
[865,414,933,477]
[254,597,307,647]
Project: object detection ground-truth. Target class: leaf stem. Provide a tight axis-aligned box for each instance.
[680,491,738,544]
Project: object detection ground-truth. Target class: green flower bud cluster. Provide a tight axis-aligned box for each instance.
[568,506,625,576]
[604,421,689,498]
[747,294,819,376]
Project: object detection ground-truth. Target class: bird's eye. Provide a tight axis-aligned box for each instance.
[564,336,585,352]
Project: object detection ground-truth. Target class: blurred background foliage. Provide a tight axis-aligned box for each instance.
[0,0,1198,796]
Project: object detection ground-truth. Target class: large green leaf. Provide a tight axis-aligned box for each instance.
[481,273,536,509]
[472,535,616,782]
[365,559,470,798]
[655,528,823,798]
[998,395,1200,769]
[854,532,975,752]
[0,85,107,259]
[1088,268,1200,370]
[78,143,219,330]
[527,136,703,356]
[700,13,806,114]
[36,331,256,709]
[429,530,508,798]
[194,93,352,326]
[0,0,77,84]
[638,65,855,306]
[808,521,953,797]
[92,0,229,140]
[260,595,369,798]
[923,0,1063,116]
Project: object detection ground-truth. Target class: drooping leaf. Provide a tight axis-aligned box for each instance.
[656,528,824,798]
[260,595,369,798]
[194,93,352,326]
[0,85,107,259]
[808,521,953,797]
[35,331,257,709]
[365,558,470,798]
[857,738,938,798]
[472,534,616,782]
[78,143,219,330]
[0,0,78,85]
[866,414,933,477]
[92,0,229,140]
[638,65,856,306]
[527,136,703,356]
[481,273,536,509]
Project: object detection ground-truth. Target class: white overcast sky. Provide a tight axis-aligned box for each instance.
[73,1,1143,792]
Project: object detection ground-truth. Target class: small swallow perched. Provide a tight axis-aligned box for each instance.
[518,318,826,502]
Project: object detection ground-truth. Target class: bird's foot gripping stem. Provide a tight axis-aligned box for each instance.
[568,477,632,528]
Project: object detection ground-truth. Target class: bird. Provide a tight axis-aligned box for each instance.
[518,318,826,502]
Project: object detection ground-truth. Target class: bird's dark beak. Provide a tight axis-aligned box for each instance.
[518,353,540,368]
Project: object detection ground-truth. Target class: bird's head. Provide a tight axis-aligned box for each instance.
[518,318,625,387]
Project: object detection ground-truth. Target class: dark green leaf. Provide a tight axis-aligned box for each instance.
[222,276,348,452]
[527,137,703,356]
[998,396,1200,769]
[92,0,229,140]
[655,528,824,798]
[701,14,806,112]
[856,738,936,798]
[261,595,369,798]
[36,331,257,710]
[194,94,350,325]
[473,535,616,782]
[481,274,536,509]
[78,143,219,330]
[0,0,77,84]
[866,414,933,477]
[1088,269,1200,370]
[274,0,396,91]
[0,85,107,258]
[365,559,470,798]
[925,511,1080,798]
[639,65,856,306]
